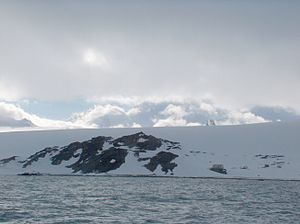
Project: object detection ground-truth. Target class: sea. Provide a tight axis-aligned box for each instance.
[0,175,299,223]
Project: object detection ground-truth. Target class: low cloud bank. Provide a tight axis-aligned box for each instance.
[1,99,290,131]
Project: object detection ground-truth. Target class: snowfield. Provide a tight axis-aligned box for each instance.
[0,121,300,180]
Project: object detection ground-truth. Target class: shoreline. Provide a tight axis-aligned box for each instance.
[3,173,300,182]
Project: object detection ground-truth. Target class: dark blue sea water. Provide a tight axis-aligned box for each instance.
[0,176,299,223]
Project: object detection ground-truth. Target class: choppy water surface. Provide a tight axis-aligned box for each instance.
[0,176,299,224]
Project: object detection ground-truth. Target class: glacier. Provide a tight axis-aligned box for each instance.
[0,121,300,180]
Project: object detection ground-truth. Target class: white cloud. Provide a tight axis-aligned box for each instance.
[153,117,188,127]
[0,99,277,131]
[132,122,142,128]
[199,102,217,114]
[109,124,125,128]
[152,104,198,127]
[153,118,202,127]
[0,1,300,111]
[0,102,85,130]
[219,111,268,125]
[29,115,84,129]
[75,100,269,128]
[126,107,141,116]
[70,105,127,128]
[161,104,188,119]
[0,102,26,120]
[82,48,110,70]
[187,122,202,126]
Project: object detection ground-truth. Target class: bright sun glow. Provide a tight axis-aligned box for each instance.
[83,49,109,69]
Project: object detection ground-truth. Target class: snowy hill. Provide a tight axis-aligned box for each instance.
[0,121,300,179]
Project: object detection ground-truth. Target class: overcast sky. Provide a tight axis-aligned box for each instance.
[0,0,300,129]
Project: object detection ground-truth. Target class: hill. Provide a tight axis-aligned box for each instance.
[0,121,299,179]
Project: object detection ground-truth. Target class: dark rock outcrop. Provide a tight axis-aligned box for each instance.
[209,164,227,174]
[51,136,111,165]
[113,132,162,150]
[18,172,41,176]
[51,142,82,165]
[0,156,18,165]
[67,147,128,173]
[5,132,181,175]
[255,154,284,159]
[144,151,178,174]
[23,147,59,168]
[113,132,180,151]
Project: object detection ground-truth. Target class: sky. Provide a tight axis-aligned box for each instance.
[0,0,300,130]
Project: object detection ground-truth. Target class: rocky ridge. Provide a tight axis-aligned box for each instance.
[2,132,181,175]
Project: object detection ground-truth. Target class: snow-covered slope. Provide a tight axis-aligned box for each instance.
[0,121,300,179]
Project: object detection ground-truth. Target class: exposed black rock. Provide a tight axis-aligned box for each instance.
[112,132,180,152]
[67,147,128,173]
[51,136,111,165]
[209,164,227,174]
[51,142,82,165]
[137,157,151,162]
[18,172,41,176]
[7,132,181,174]
[162,140,181,150]
[255,154,284,159]
[23,147,59,168]
[144,151,178,174]
[169,146,181,150]
[112,132,162,150]
[0,156,18,165]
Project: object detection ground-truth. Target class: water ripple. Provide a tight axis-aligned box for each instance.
[0,176,299,223]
